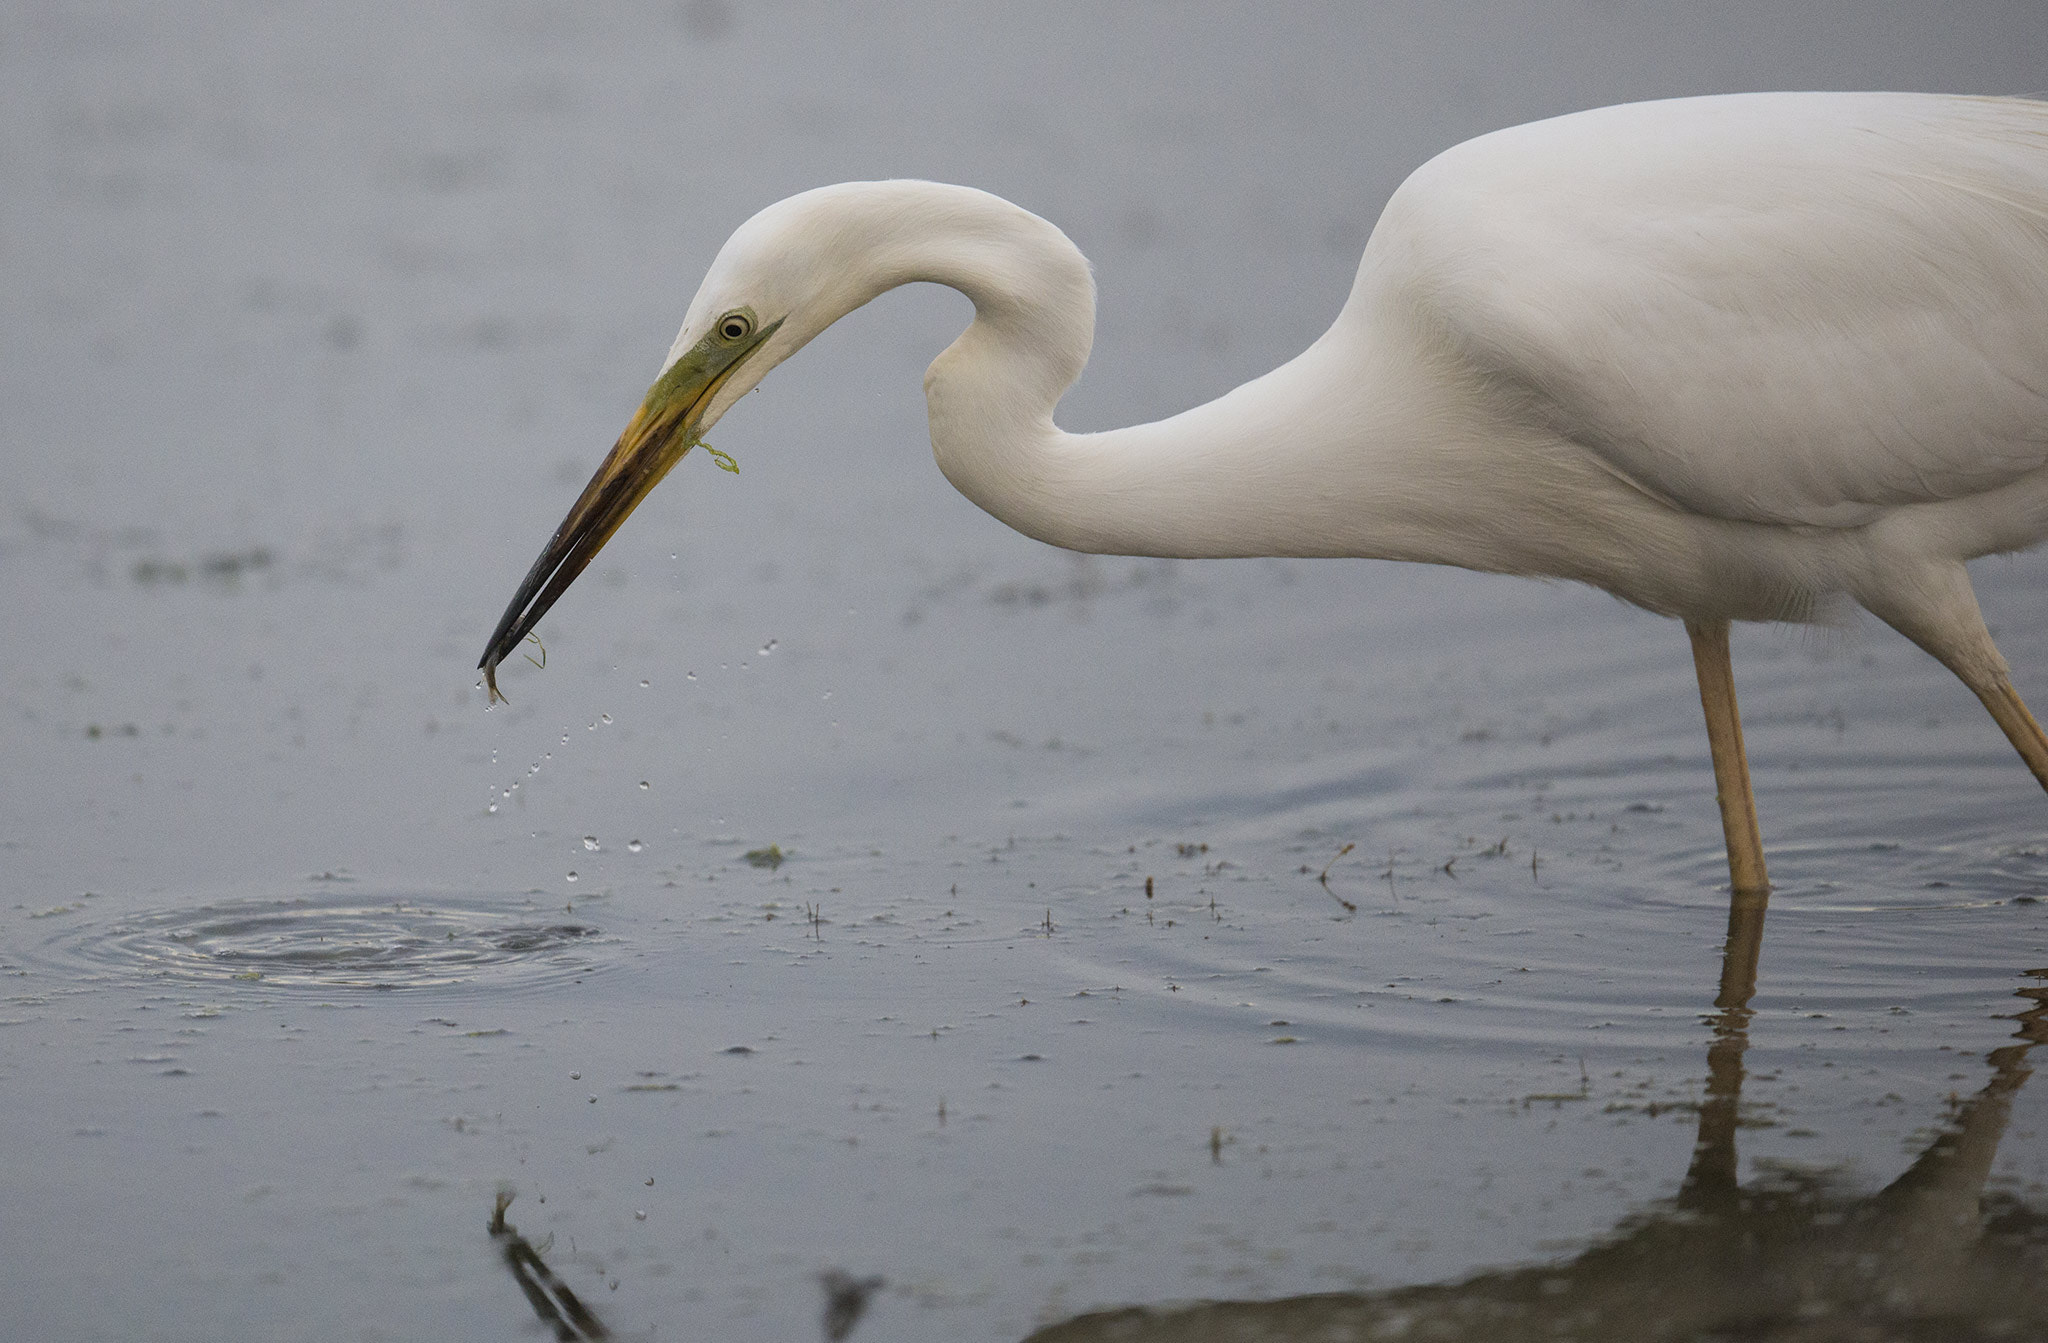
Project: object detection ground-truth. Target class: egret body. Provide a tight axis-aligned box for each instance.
[482,91,2048,896]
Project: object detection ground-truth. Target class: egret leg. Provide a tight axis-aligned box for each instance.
[1685,619,1770,896]
[1859,562,2048,792]
[1963,672,2048,793]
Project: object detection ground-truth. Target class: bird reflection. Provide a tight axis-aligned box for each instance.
[1024,907,2048,1342]
[489,1187,610,1341]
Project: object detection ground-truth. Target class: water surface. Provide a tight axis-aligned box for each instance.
[5,3,2048,1339]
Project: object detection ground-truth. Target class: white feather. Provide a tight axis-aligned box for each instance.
[660,91,2048,766]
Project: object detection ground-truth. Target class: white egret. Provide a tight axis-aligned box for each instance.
[481,91,2048,897]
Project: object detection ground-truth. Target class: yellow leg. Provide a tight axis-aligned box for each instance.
[1855,557,2048,794]
[1966,672,2048,793]
[1686,619,1770,896]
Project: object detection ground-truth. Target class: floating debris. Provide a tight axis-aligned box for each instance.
[819,1268,885,1341]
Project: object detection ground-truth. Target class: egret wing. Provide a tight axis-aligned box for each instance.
[1386,93,2048,528]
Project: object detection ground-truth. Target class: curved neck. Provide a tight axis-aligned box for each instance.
[853,187,1097,538]
[821,183,1528,565]
[866,184,1398,559]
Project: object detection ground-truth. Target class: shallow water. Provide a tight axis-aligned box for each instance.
[6,3,2048,1340]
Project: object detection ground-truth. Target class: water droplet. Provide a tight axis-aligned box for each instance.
[501,788,512,798]
[634,1210,647,1221]
[601,713,612,724]
[561,733,569,744]
[490,750,498,765]
[570,1071,581,1080]
[821,690,833,701]
[487,803,498,814]
[566,871,578,883]
[638,780,650,790]
[639,679,650,688]
[627,839,643,853]
[583,836,599,851]
[686,671,697,681]
[719,663,728,672]
[588,721,596,731]
[759,639,777,655]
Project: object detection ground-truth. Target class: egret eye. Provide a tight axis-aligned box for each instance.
[717,312,753,342]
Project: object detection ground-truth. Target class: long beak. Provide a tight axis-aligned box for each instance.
[477,317,780,702]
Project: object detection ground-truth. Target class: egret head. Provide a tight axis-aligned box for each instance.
[476,192,861,700]
[477,181,1076,700]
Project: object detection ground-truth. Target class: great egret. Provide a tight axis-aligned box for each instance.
[481,91,2048,897]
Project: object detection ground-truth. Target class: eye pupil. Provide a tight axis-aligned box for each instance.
[720,315,750,340]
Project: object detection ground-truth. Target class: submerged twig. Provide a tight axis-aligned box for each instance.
[490,1188,609,1341]
[1318,843,1358,913]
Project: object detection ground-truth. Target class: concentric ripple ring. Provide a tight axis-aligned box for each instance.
[51,893,605,991]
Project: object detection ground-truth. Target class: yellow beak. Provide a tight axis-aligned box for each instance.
[478,316,779,701]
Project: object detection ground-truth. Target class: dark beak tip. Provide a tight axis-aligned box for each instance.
[480,324,764,707]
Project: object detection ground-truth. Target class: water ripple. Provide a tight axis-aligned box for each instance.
[40,893,607,992]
